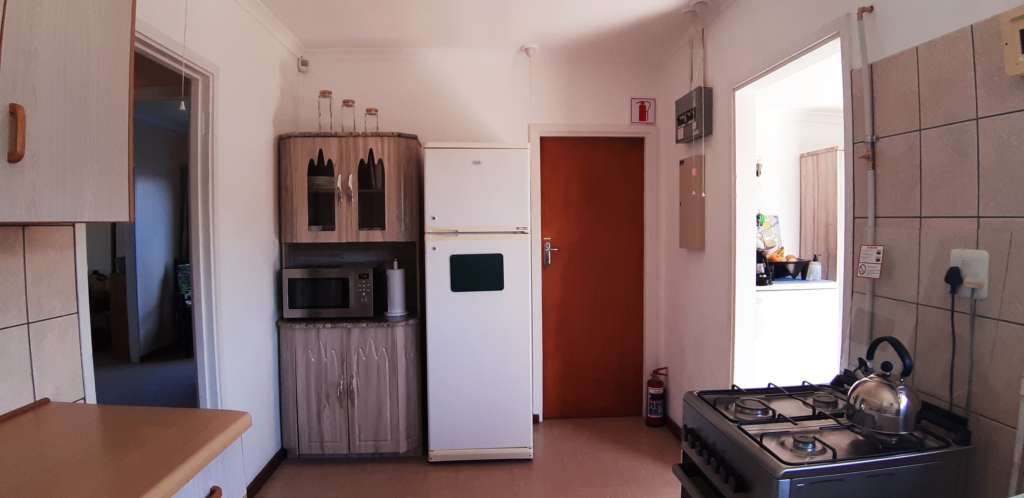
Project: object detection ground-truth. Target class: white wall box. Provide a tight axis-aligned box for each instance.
[0,0,134,223]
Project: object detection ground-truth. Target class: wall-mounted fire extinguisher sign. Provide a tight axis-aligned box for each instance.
[646,367,668,427]
[631,98,656,125]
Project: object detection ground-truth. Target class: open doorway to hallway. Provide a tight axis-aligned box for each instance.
[85,51,197,408]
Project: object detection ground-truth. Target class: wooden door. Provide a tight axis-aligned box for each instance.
[295,328,350,455]
[541,137,644,418]
[799,147,838,280]
[0,0,134,223]
[347,326,402,454]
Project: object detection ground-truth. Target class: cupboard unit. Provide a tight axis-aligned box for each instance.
[0,0,135,222]
[279,318,421,457]
[279,133,422,244]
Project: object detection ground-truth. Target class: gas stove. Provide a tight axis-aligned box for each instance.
[673,381,971,498]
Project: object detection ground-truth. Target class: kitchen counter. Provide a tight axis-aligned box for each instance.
[0,400,251,498]
[755,279,838,291]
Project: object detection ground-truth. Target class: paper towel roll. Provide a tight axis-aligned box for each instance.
[386,265,408,318]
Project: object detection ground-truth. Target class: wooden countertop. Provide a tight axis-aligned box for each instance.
[0,400,251,498]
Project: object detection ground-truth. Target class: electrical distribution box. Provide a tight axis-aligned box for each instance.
[1002,5,1024,76]
[675,86,713,144]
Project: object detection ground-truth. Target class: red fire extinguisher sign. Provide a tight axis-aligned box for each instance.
[631,98,655,125]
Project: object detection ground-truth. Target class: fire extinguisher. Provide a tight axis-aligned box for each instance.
[646,367,668,427]
[637,101,649,123]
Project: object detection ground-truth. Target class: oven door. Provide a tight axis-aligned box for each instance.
[282,268,372,318]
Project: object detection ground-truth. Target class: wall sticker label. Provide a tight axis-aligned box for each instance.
[857,245,884,279]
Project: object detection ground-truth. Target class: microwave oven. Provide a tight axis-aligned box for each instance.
[282,267,375,319]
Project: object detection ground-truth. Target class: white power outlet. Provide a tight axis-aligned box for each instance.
[949,249,989,300]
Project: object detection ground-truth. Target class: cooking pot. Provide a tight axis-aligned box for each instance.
[846,336,920,435]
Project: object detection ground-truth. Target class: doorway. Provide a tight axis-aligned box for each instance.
[540,137,644,418]
[85,51,197,407]
[733,38,846,387]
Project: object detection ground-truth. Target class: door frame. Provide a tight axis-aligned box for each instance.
[728,15,857,386]
[529,124,660,421]
[79,21,223,408]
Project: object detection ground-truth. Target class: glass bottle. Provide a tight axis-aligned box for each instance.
[341,99,356,133]
[364,107,380,133]
[317,90,334,132]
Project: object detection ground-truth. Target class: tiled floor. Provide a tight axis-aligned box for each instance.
[259,417,681,498]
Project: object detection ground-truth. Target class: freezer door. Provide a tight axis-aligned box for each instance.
[425,233,533,453]
[425,147,530,232]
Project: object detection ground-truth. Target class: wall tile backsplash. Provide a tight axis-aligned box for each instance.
[851,13,1024,498]
[0,226,84,413]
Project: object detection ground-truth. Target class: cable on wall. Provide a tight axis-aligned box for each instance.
[179,0,191,112]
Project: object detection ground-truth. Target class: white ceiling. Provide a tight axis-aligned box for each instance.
[258,0,698,51]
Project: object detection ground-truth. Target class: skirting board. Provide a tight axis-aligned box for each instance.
[428,448,533,462]
[666,417,682,440]
[247,448,286,497]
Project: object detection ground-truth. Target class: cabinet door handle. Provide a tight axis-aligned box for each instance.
[337,379,345,400]
[347,173,354,202]
[8,103,25,163]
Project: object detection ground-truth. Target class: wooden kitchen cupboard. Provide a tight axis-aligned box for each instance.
[279,318,422,457]
[279,133,422,244]
[0,0,135,222]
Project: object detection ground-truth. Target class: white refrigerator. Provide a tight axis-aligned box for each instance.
[424,143,533,462]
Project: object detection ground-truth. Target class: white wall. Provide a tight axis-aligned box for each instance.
[655,0,1024,426]
[300,37,666,414]
[136,0,300,482]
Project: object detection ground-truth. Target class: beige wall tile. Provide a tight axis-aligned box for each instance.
[921,122,978,216]
[914,306,975,407]
[848,293,917,379]
[852,218,921,302]
[966,414,1017,498]
[971,320,1024,428]
[974,16,1024,118]
[873,48,920,137]
[0,227,27,329]
[978,219,1024,322]
[0,326,34,414]
[918,218,978,309]
[980,112,1024,216]
[29,314,83,402]
[874,132,921,217]
[919,27,978,128]
[24,226,77,322]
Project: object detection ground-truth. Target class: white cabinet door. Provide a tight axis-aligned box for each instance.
[424,147,530,232]
[0,0,133,222]
[425,233,533,452]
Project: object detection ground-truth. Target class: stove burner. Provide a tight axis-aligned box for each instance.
[791,434,818,452]
[810,392,840,410]
[781,433,828,457]
[734,398,772,419]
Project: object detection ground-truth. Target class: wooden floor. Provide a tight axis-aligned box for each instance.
[258,417,680,498]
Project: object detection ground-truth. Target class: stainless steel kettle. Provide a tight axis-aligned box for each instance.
[846,336,920,435]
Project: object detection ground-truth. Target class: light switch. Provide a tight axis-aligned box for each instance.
[949,249,989,300]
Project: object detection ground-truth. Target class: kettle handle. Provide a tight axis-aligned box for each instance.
[865,336,914,379]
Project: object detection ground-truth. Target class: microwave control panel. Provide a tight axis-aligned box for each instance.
[356,272,373,304]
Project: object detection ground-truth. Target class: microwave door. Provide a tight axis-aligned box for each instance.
[425,232,533,453]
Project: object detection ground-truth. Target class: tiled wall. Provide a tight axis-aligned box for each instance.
[0,226,85,413]
[849,14,1024,498]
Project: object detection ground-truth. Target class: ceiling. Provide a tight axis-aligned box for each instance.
[258,0,700,51]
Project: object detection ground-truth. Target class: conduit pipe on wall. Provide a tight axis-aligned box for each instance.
[856,6,877,341]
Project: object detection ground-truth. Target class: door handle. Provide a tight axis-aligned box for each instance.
[8,103,25,163]
[543,237,559,268]
[347,173,354,202]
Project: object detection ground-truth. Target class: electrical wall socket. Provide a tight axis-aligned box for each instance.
[949,249,989,300]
